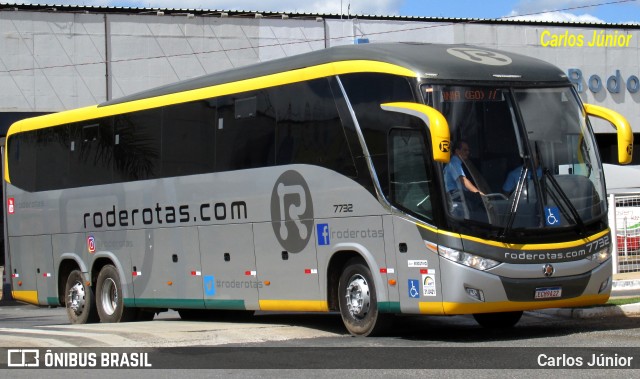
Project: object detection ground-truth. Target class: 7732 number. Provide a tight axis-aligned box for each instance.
[333,204,353,213]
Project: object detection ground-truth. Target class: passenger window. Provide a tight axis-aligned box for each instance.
[162,100,216,177]
[272,78,357,177]
[68,118,114,187]
[216,91,276,172]
[36,126,69,191]
[114,109,161,181]
[8,132,37,191]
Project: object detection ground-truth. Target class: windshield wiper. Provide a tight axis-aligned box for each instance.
[543,168,586,235]
[499,167,528,239]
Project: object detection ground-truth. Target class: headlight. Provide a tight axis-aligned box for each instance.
[438,245,500,271]
[586,246,611,264]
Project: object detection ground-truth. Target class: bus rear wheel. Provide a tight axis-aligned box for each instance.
[338,258,386,336]
[96,265,136,323]
[65,269,98,324]
[473,311,523,328]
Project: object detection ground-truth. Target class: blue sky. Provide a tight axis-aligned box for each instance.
[400,0,639,23]
[13,0,640,24]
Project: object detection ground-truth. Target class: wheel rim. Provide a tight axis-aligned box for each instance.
[68,281,86,316]
[344,274,371,319]
[100,278,118,316]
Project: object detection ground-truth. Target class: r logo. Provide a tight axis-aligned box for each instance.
[439,140,450,153]
[447,47,512,66]
[271,170,314,253]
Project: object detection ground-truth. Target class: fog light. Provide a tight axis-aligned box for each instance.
[599,277,610,294]
[465,286,485,301]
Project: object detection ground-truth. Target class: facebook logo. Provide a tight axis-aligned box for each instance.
[317,224,330,245]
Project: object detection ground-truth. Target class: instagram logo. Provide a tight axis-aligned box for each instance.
[87,236,96,253]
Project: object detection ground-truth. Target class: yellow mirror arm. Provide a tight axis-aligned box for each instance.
[584,103,633,165]
[380,102,451,163]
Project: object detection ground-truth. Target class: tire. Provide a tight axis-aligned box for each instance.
[95,265,136,323]
[338,258,386,336]
[64,269,98,324]
[473,311,523,328]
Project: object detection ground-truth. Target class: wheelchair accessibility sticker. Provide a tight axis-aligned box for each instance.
[408,279,420,299]
[545,206,561,226]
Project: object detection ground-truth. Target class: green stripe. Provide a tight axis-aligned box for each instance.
[124,298,245,310]
[46,297,60,306]
[129,298,204,309]
[378,301,401,313]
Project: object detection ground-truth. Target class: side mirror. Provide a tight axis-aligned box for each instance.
[584,103,633,164]
[380,102,451,163]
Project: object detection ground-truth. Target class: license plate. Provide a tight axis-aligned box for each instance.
[534,286,562,299]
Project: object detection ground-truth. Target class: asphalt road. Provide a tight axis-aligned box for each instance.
[1,301,639,377]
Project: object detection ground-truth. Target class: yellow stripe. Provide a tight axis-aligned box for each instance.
[6,60,415,137]
[12,290,39,305]
[418,301,446,315]
[259,300,329,312]
[435,293,609,314]
[417,223,610,251]
[4,60,415,183]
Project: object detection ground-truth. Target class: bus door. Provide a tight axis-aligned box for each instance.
[131,227,204,309]
[198,223,258,311]
[9,235,57,305]
[387,126,445,314]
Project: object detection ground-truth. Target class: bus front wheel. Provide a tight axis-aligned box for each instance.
[473,311,523,328]
[338,258,386,336]
[96,265,136,323]
[65,269,98,324]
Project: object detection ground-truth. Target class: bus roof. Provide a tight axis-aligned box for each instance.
[102,42,569,107]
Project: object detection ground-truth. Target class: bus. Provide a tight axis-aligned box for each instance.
[4,43,633,336]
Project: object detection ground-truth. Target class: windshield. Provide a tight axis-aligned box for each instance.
[427,85,606,233]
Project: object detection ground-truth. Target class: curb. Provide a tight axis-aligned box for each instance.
[536,302,640,318]
[612,279,640,291]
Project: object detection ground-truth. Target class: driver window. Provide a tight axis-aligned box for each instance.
[389,128,433,221]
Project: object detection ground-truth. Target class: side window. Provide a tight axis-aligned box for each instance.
[340,73,416,194]
[7,132,37,191]
[216,91,276,172]
[389,128,433,221]
[68,118,113,187]
[114,109,161,182]
[271,78,357,177]
[36,126,69,191]
[162,100,216,177]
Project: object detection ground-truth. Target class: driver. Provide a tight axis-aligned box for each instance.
[444,140,484,196]
[443,140,484,217]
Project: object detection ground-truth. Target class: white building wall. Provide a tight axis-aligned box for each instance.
[104,15,325,100]
[0,11,105,111]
